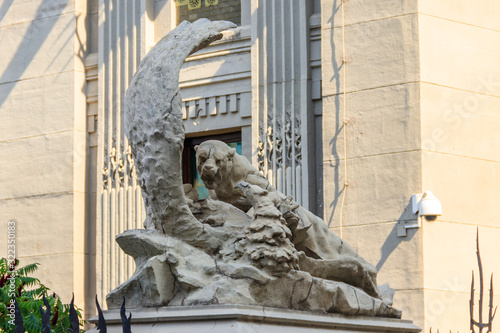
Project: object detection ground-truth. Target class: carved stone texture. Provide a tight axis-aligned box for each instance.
[233,182,299,275]
[113,18,402,319]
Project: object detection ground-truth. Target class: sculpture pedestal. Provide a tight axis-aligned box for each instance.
[87,305,420,332]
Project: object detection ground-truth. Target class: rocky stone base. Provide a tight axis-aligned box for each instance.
[106,229,400,318]
[86,305,421,333]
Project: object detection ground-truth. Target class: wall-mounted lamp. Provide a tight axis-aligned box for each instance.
[398,191,442,237]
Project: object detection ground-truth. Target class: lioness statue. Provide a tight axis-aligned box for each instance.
[195,140,383,299]
[195,140,273,211]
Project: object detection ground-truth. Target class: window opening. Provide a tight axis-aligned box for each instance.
[176,0,241,26]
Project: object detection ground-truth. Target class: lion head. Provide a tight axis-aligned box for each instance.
[194,140,236,190]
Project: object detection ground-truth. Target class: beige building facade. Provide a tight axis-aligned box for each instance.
[1,0,499,331]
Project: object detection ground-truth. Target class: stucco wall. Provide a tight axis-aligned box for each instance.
[321,0,500,330]
[418,1,500,330]
[0,0,89,312]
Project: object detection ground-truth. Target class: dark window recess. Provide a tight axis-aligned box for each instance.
[177,0,241,26]
[183,132,242,200]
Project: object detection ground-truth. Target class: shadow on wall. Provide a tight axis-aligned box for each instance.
[325,0,343,229]
[323,0,416,273]
[0,0,74,109]
[0,0,14,23]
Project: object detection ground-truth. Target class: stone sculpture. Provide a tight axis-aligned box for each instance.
[109,18,401,318]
